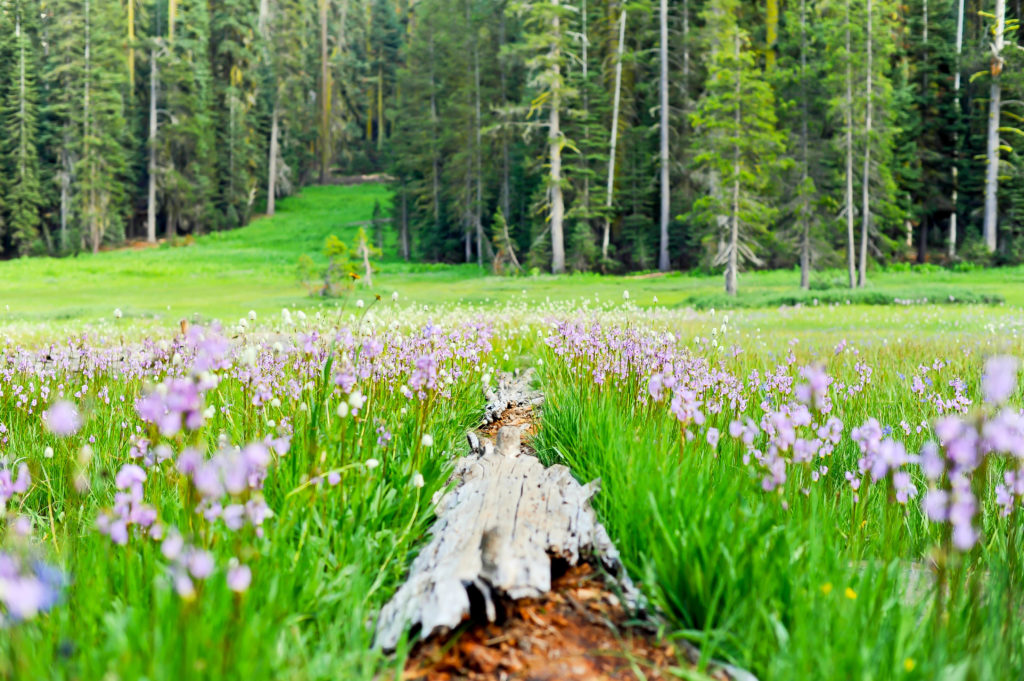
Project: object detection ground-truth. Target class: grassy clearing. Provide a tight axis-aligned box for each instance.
[1,184,1024,329]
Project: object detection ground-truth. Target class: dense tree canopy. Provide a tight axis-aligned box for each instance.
[1,0,1023,291]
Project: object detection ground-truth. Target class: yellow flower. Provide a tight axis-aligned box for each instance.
[844,587,857,600]
[820,582,833,595]
[903,658,916,672]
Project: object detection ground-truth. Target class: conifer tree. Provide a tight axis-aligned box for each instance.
[512,0,576,273]
[160,0,217,237]
[690,0,784,295]
[1,0,45,254]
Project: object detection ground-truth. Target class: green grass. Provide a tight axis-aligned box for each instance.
[0,312,515,680]
[532,315,1024,679]
[3,183,1024,328]
[4,183,1024,680]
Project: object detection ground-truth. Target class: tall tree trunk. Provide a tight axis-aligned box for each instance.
[726,33,740,296]
[984,0,1004,253]
[267,101,280,216]
[147,48,158,243]
[766,0,778,67]
[918,0,928,260]
[602,9,626,265]
[336,0,350,158]
[580,0,591,257]
[799,0,810,290]
[377,63,384,152]
[548,0,565,274]
[319,0,330,184]
[844,0,855,288]
[950,0,965,257]
[657,0,670,271]
[428,31,441,235]
[401,188,409,260]
[858,0,872,287]
[60,153,69,253]
[127,0,135,90]
[473,9,486,266]
[258,0,270,36]
[498,8,511,223]
[85,0,98,253]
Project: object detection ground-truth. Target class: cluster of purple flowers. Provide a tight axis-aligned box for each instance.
[42,400,82,436]
[178,442,277,534]
[96,464,158,545]
[0,461,30,512]
[136,377,205,437]
[0,551,64,625]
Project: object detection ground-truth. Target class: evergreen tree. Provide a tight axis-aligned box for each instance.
[160,0,218,237]
[1,0,45,254]
[209,0,262,229]
[689,0,784,295]
[512,0,577,273]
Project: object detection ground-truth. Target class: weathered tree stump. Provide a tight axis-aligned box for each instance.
[375,425,637,651]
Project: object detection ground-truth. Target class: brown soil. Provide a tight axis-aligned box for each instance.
[402,563,725,681]
[479,403,538,440]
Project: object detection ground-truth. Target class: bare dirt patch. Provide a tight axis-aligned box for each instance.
[402,563,724,681]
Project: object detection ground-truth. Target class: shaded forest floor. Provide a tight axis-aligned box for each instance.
[1,183,1022,328]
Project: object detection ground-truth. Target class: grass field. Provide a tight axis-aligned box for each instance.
[2,183,1024,327]
[2,184,1024,680]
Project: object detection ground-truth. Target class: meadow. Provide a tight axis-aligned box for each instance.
[2,185,1024,680]
[2,183,1024,329]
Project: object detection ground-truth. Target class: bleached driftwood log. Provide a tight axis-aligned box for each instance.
[374,425,636,651]
[481,369,544,425]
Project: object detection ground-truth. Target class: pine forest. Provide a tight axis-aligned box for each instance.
[1,0,1023,292]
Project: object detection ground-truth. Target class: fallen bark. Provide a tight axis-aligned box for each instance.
[375,424,636,651]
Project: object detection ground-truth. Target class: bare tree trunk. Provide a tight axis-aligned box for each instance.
[85,0,99,253]
[400,189,409,260]
[799,0,810,290]
[499,9,511,222]
[844,0,855,288]
[950,0,964,258]
[983,0,1004,253]
[60,155,69,252]
[548,0,565,274]
[428,31,441,236]
[580,0,591,256]
[473,11,487,266]
[726,33,741,297]
[267,102,280,216]
[127,0,135,90]
[147,48,158,242]
[601,9,626,265]
[377,63,384,152]
[657,0,670,271]
[319,0,330,184]
[858,0,872,287]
